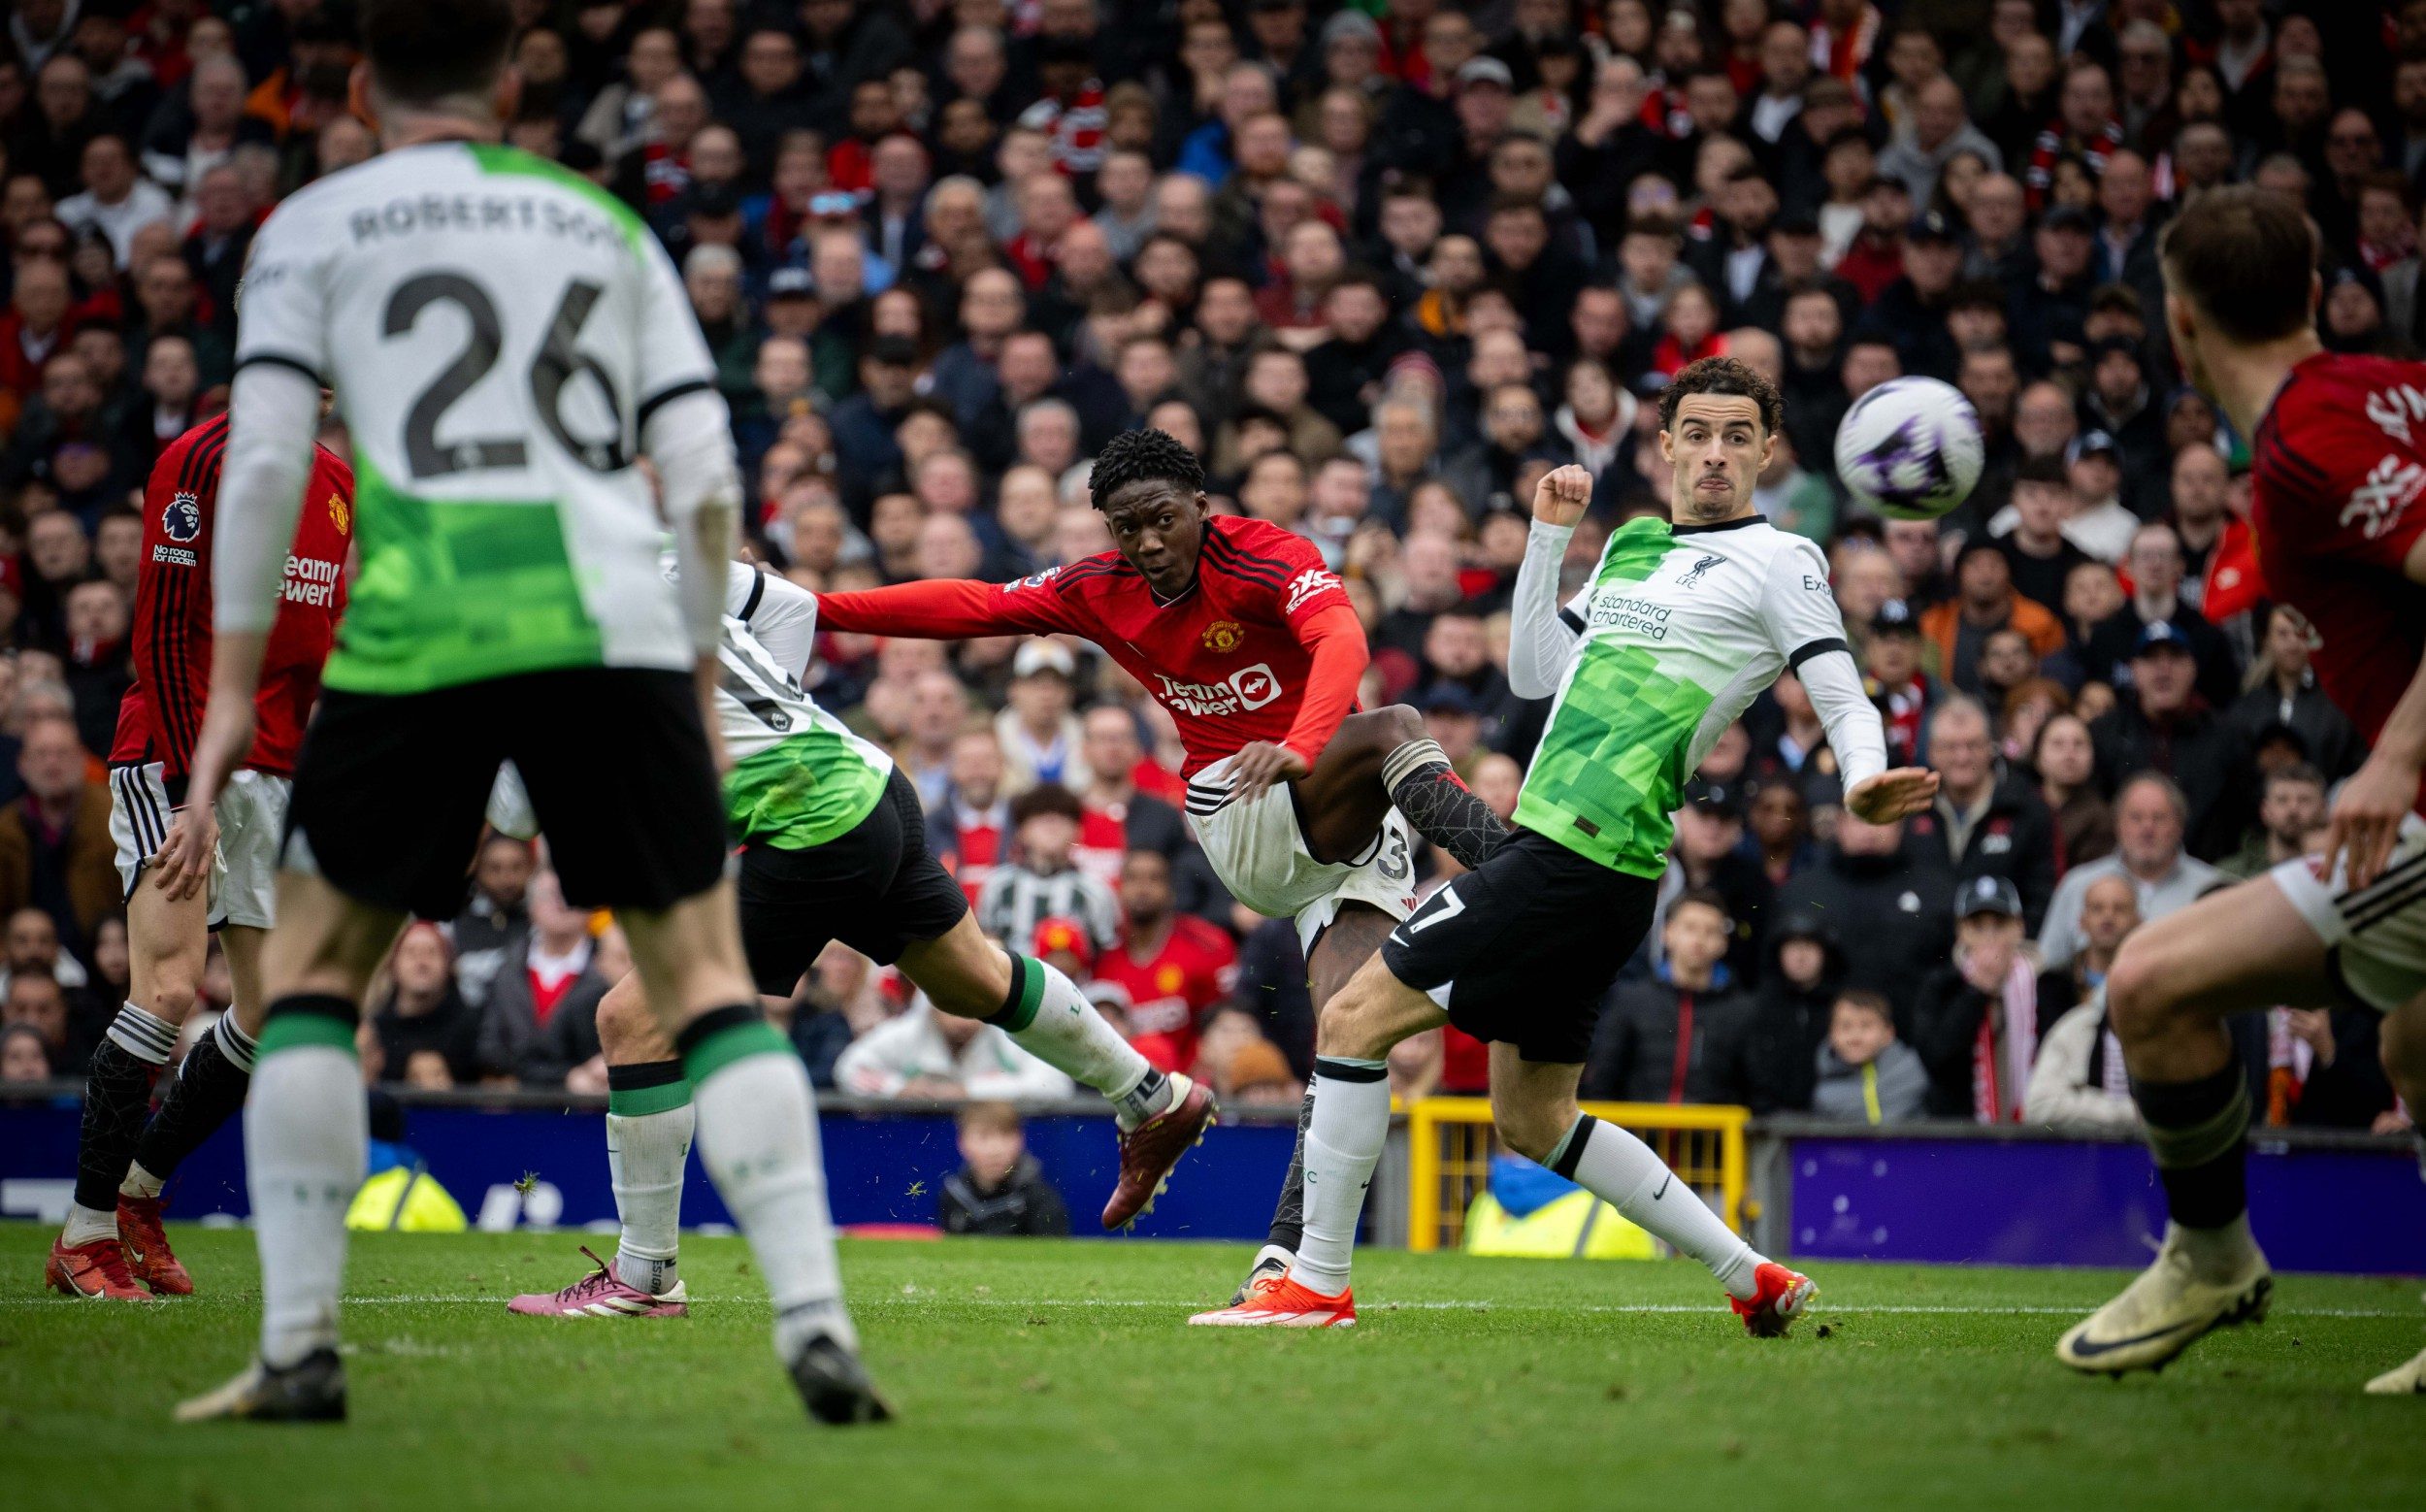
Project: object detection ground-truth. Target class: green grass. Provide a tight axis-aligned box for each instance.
[1,1226,2419,1512]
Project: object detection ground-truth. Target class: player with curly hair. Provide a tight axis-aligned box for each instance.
[812,426,1517,1301]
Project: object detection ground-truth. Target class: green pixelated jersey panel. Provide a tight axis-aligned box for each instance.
[723,733,889,852]
[323,453,604,694]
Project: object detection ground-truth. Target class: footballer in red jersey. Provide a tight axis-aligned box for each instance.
[2057,187,2426,1392]
[813,428,1512,1300]
[48,409,353,1301]
[1095,848,1239,1073]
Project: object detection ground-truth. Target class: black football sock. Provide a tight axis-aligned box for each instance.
[2133,1062,2258,1277]
[133,1013,258,1188]
[1382,738,1508,871]
[1262,1081,1315,1253]
[70,1004,179,1219]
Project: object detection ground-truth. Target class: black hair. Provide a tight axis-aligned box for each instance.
[1657,355,1785,437]
[1088,426,1204,513]
[1009,782,1085,827]
[360,0,515,107]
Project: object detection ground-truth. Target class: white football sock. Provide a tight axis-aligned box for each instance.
[607,1102,694,1296]
[1287,1058,1392,1296]
[247,1043,366,1367]
[120,1161,167,1200]
[61,1202,118,1246]
[994,955,1171,1127]
[1555,1115,1762,1299]
[688,1031,857,1360]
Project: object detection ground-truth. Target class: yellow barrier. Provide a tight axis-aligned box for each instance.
[1404,1097,1750,1253]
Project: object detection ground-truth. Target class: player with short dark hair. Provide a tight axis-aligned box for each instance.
[45,411,351,1301]
[165,0,882,1426]
[812,425,1516,1301]
[1193,357,1936,1329]
[2056,185,2426,1395]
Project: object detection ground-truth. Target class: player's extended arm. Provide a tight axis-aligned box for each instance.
[1761,546,1935,823]
[648,387,745,764]
[154,362,322,899]
[2322,536,2426,888]
[815,577,1070,639]
[1508,465,1595,699]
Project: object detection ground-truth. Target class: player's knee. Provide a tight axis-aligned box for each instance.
[1491,1095,1573,1164]
[1370,703,1426,750]
[1313,982,1393,1060]
[138,964,203,1024]
[593,976,659,1057]
[2103,936,2179,1043]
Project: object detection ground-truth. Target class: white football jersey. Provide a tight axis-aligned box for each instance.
[235,142,719,694]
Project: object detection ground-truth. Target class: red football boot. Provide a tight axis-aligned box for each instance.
[46,1235,151,1299]
[1730,1262,1817,1337]
[1101,1073,1217,1230]
[1188,1274,1357,1328]
[116,1196,193,1296]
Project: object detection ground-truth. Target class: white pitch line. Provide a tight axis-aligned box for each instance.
[6,1296,2415,1319]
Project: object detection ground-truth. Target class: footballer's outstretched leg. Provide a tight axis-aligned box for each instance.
[2056,878,2327,1374]
[510,976,692,1318]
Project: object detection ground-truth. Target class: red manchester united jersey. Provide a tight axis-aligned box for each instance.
[2248,353,2426,793]
[815,516,1363,776]
[1094,914,1238,1073]
[110,412,355,779]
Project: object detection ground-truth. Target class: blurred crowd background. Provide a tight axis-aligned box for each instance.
[0,0,2414,1143]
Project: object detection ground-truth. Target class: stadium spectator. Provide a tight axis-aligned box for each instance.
[1913,876,2040,1122]
[2037,773,2222,972]
[1810,989,1927,1125]
[451,834,535,1009]
[2220,764,2328,881]
[1909,698,2057,932]
[1775,810,1952,1030]
[1739,908,1845,1114]
[2087,622,2253,862]
[1582,890,1752,1105]
[1095,847,1234,1074]
[477,870,603,1084]
[832,999,1074,1101]
[975,784,1120,957]
[2227,603,2363,784]
[0,712,114,954]
[0,1019,50,1081]
[370,925,482,1091]
[938,1101,1070,1236]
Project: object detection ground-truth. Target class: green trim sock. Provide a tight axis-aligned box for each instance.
[250,995,364,1366]
[682,1012,857,1360]
[1288,1058,1391,1296]
[606,1060,693,1296]
[988,955,1170,1126]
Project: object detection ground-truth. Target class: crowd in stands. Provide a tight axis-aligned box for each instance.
[0,0,2417,1140]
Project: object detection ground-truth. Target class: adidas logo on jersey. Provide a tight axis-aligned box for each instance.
[1284,568,1342,614]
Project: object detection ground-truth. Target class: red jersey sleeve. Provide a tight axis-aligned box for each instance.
[1202,522,1365,765]
[2255,386,2426,575]
[132,418,228,775]
[813,562,1100,640]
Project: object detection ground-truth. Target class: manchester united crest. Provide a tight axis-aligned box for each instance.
[1200,619,1243,652]
[328,492,351,535]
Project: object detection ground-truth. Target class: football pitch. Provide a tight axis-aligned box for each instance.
[1,1226,2417,1511]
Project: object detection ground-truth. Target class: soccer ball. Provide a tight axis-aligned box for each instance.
[1832,376,1985,520]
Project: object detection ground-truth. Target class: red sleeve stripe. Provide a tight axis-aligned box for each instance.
[1050,560,1129,596]
[1198,532,1287,590]
[2253,412,2330,487]
[1203,525,1301,576]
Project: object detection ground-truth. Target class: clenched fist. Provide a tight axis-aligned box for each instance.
[1531,464,1594,527]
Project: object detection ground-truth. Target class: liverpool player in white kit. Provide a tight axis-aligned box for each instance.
[2055,186,2426,1394]
[163,0,882,1424]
